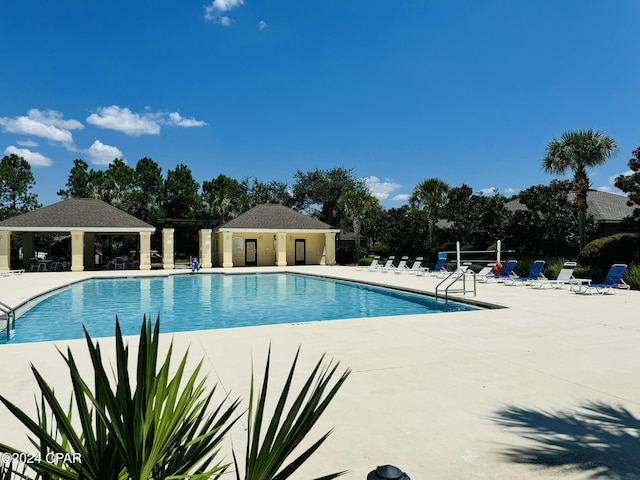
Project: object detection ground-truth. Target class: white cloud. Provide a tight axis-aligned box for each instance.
[0,109,81,144]
[363,176,402,201]
[596,185,612,192]
[87,106,161,136]
[17,139,38,147]
[212,0,244,12]
[26,108,84,131]
[86,106,206,135]
[4,146,52,167]
[479,187,498,195]
[204,0,244,25]
[87,140,124,165]
[391,193,410,202]
[504,187,517,194]
[167,112,207,127]
[259,20,268,31]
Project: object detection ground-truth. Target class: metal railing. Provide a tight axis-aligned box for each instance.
[435,267,476,302]
[0,300,15,342]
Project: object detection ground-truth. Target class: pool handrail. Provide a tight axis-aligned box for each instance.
[0,300,15,342]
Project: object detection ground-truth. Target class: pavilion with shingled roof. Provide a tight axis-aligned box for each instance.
[0,198,156,272]
[210,204,340,267]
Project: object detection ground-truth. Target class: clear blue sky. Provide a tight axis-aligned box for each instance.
[1,1,639,208]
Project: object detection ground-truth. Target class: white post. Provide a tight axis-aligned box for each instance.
[497,240,501,264]
[456,241,461,269]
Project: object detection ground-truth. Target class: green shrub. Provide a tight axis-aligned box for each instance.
[623,264,640,290]
[357,256,376,267]
[579,233,640,269]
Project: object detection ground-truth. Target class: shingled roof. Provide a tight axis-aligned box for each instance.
[0,198,155,232]
[217,204,339,231]
[505,190,636,223]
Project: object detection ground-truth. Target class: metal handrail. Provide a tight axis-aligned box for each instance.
[0,300,15,342]
[435,268,476,302]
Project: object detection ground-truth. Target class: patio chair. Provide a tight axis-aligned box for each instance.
[405,256,424,275]
[385,255,409,273]
[356,256,379,271]
[530,261,579,289]
[372,255,395,272]
[416,257,448,277]
[479,259,518,282]
[30,258,45,272]
[114,256,127,270]
[503,260,546,286]
[573,264,630,294]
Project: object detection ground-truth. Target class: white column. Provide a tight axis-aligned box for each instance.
[276,232,287,267]
[139,231,152,270]
[323,232,336,266]
[70,231,85,272]
[222,232,233,268]
[0,230,11,270]
[162,228,175,270]
[199,229,212,268]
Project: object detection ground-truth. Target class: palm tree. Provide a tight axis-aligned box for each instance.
[409,178,450,248]
[542,129,618,250]
[337,189,382,262]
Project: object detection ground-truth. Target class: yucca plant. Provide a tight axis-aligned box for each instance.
[233,347,351,480]
[0,316,241,480]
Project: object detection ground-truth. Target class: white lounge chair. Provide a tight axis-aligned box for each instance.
[388,255,409,274]
[405,257,424,275]
[373,256,395,272]
[356,256,379,271]
[530,262,581,289]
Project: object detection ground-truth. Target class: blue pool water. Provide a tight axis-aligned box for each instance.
[3,273,479,344]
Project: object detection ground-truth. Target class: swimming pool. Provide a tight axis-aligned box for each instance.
[3,273,480,344]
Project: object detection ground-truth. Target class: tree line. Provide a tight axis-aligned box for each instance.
[1,129,639,262]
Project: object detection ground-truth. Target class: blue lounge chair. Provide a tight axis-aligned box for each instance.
[573,264,630,294]
[417,257,448,277]
[503,260,546,286]
[480,259,518,282]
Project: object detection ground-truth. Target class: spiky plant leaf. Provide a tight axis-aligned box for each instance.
[234,346,350,480]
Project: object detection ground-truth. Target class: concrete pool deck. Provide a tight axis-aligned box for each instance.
[1,266,639,479]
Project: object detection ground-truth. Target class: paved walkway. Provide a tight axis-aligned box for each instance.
[1,266,639,479]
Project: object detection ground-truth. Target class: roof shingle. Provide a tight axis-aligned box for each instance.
[217,204,338,230]
[0,198,155,231]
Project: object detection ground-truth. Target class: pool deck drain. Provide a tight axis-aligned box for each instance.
[1,265,639,479]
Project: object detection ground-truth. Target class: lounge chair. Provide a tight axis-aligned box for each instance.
[405,256,424,275]
[479,260,518,282]
[475,263,496,277]
[503,260,546,286]
[573,264,630,294]
[373,255,395,272]
[530,261,579,289]
[387,255,409,273]
[417,257,448,277]
[30,258,45,272]
[357,256,380,271]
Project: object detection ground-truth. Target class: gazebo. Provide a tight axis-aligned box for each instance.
[0,198,156,272]
[211,204,340,267]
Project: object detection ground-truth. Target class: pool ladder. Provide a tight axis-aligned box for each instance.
[435,267,476,302]
[0,300,15,342]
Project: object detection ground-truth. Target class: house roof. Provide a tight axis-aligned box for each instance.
[0,198,155,232]
[216,204,339,232]
[505,190,636,223]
